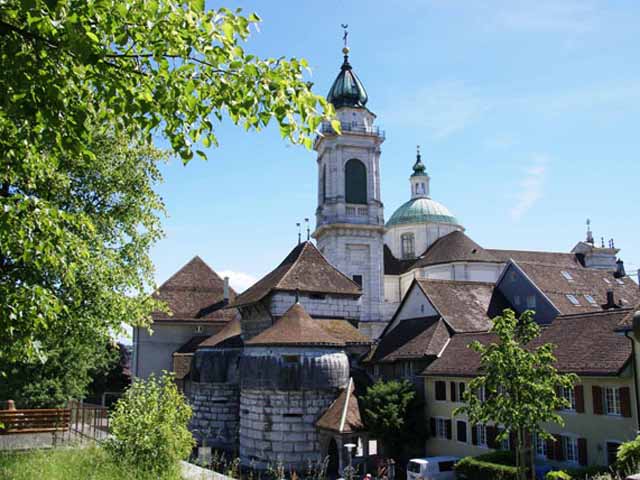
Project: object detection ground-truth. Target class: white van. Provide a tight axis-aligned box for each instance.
[407,456,459,480]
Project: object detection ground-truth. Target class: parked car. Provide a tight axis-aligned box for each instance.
[407,456,460,480]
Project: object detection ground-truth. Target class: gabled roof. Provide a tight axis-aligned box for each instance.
[232,242,361,308]
[366,316,449,363]
[411,231,498,269]
[512,261,640,314]
[316,378,364,433]
[487,249,582,269]
[423,309,633,378]
[152,256,237,323]
[246,303,345,347]
[416,280,497,333]
[197,318,243,349]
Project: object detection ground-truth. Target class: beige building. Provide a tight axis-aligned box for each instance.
[422,309,638,469]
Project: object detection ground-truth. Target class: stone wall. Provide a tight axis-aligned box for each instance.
[239,388,339,470]
[190,382,240,452]
[269,292,360,321]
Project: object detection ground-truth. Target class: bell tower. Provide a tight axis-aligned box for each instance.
[313,31,386,339]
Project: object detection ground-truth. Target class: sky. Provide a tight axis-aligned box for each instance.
[151,0,640,294]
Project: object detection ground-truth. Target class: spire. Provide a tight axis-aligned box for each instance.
[412,145,427,177]
[326,25,368,109]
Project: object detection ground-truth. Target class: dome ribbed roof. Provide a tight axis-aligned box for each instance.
[327,54,368,109]
[386,197,461,228]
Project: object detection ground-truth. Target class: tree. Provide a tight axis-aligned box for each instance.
[453,309,577,480]
[1,0,335,383]
[0,132,164,406]
[362,379,426,458]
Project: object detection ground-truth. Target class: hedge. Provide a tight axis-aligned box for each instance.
[545,466,609,479]
[455,451,520,480]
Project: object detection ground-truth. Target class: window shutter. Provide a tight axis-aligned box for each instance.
[555,436,565,462]
[575,385,585,413]
[459,382,466,399]
[620,387,632,418]
[486,426,497,449]
[546,438,556,460]
[592,386,603,415]
[430,417,437,436]
[450,382,457,402]
[435,381,446,401]
[471,425,478,445]
[457,420,467,443]
[445,419,452,440]
[578,438,588,466]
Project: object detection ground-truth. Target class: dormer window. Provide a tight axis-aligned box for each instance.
[603,278,611,285]
[561,271,574,281]
[584,294,597,305]
[616,279,625,285]
[566,294,580,306]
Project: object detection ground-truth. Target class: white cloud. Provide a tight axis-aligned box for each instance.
[383,81,490,139]
[509,155,549,221]
[218,270,257,293]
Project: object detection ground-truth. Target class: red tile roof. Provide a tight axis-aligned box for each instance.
[412,231,499,268]
[197,318,243,349]
[232,242,361,308]
[487,249,582,269]
[316,378,364,433]
[152,256,237,323]
[245,303,345,347]
[423,309,633,377]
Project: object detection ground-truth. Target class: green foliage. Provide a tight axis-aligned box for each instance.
[1,0,334,381]
[454,309,577,478]
[105,372,194,475]
[362,379,419,453]
[546,472,573,480]
[616,434,640,476]
[0,445,181,480]
[455,453,520,480]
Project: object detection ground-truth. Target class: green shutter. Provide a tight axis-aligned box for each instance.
[345,159,367,204]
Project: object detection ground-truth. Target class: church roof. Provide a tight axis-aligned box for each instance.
[316,378,365,433]
[246,303,345,347]
[487,249,583,269]
[231,241,361,308]
[386,197,461,228]
[197,318,243,349]
[316,319,372,345]
[326,53,368,109]
[412,231,497,268]
[152,256,237,323]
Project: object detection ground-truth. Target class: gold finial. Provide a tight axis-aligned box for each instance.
[341,24,349,55]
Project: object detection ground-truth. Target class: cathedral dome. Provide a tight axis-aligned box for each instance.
[386,197,461,228]
[326,51,368,109]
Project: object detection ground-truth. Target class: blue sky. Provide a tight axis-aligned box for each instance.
[152,0,640,292]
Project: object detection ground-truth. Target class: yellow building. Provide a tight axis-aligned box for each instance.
[422,309,638,469]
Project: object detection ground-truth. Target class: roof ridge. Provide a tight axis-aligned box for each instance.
[417,279,495,287]
[276,242,308,288]
[555,308,632,319]
[155,255,223,293]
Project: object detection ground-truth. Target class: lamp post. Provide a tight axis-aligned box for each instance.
[344,442,356,480]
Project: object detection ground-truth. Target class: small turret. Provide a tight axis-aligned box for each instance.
[410,146,430,199]
[326,27,368,109]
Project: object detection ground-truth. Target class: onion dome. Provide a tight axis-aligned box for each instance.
[412,147,427,177]
[326,48,368,109]
[386,198,461,228]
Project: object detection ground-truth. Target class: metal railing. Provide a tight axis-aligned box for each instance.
[67,400,110,442]
[319,122,385,139]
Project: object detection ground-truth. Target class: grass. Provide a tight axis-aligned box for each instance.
[0,445,183,480]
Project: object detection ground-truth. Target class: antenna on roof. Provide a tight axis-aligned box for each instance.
[305,218,310,241]
[609,238,615,249]
[296,222,301,245]
[586,218,594,244]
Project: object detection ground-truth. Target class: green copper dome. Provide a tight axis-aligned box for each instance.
[327,52,368,109]
[386,198,461,228]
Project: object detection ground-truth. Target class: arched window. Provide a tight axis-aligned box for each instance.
[345,158,367,204]
[401,233,415,259]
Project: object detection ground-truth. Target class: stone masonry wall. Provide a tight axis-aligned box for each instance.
[190,382,240,452]
[270,292,360,321]
[239,388,339,470]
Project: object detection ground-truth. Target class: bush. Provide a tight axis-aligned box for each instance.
[105,372,194,475]
[546,472,572,480]
[617,435,640,476]
[455,451,520,480]
[545,466,609,480]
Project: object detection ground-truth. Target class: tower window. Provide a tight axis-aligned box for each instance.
[345,158,367,204]
[352,274,363,288]
[401,233,415,259]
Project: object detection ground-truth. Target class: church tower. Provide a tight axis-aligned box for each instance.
[313,37,386,339]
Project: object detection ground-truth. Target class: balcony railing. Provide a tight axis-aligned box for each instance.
[318,121,385,139]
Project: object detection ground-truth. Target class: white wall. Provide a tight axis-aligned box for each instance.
[384,223,462,260]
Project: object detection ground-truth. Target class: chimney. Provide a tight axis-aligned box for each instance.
[602,289,620,310]
[223,276,230,303]
[614,259,626,279]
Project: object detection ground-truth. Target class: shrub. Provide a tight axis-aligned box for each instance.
[546,472,572,480]
[617,435,640,476]
[545,466,610,480]
[105,372,194,475]
[454,452,520,480]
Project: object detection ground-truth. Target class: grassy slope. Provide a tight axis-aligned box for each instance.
[0,446,183,480]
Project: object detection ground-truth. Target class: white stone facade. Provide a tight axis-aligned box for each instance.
[384,222,462,261]
[269,291,360,320]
